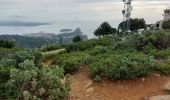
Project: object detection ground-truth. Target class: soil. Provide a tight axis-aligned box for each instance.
[69,66,170,100]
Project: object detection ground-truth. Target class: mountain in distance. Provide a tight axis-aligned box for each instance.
[0,35,56,48]
[23,31,56,39]
[0,28,88,48]
[57,28,88,44]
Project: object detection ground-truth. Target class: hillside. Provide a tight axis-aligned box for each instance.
[0,28,88,48]
[2,30,170,100]
[0,35,55,48]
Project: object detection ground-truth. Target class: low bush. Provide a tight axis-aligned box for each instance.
[155,59,170,75]
[88,52,154,80]
[15,50,43,67]
[0,40,15,48]
[66,36,121,52]
[8,60,70,100]
[0,50,71,100]
[87,46,110,56]
[51,52,89,73]
[154,48,170,60]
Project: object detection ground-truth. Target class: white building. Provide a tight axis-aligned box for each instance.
[149,8,170,30]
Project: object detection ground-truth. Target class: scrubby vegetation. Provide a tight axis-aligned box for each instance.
[162,20,170,29]
[0,40,15,48]
[2,27,170,99]
[0,50,70,100]
[51,52,89,73]
[50,30,170,81]
[119,18,146,32]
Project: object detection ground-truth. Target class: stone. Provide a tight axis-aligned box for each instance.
[150,95,170,100]
[86,87,94,93]
[153,73,161,77]
[102,84,106,87]
[142,78,146,82]
[85,95,90,97]
[163,82,170,92]
[143,96,148,100]
[85,80,93,88]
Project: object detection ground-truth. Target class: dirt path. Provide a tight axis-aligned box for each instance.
[69,66,170,100]
[42,48,65,55]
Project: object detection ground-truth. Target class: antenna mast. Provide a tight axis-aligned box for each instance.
[122,0,132,32]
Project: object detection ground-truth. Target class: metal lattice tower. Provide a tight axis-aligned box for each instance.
[122,0,132,32]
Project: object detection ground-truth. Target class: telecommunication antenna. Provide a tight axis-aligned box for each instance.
[122,0,132,32]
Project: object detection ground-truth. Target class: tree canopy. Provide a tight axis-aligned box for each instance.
[162,20,170,29]
[0,40,15,48]
[94,22,117,37]
[119,18,147,32]
[73,36,82,43]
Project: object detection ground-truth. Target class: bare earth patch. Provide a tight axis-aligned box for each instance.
[69,66,170,100]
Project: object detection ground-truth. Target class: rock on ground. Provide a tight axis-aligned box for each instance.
[150,95,170,100]
[86,87,94,93]
[163,82,170,92]
[85,80,93,88]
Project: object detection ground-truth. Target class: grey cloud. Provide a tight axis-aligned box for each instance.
[11,15,27,19]
[0,21,52,27]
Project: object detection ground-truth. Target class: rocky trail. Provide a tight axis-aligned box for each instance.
[42,49,170,100]
[69,66,170,100]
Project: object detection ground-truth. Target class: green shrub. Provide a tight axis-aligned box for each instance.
[8,60,70,100]
[51,52,89,73]
[162,20,170,29]
[0,50,71,99]
[149,31,170,50]
[15,50,43,67]
[0,59,16,99]
[87,46,109,56]
[154,48,170,59]
[88,52,154,80]
[66,36,121,52]
[155,59,170,74]
[0,40,15,48]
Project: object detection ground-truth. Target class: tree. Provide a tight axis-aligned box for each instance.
[119,18,147,32]
[162,20,170,29]
[94,22,117,37]
[0,40,15,48]
[73,36,82,43]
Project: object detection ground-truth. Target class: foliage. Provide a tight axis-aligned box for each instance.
[73,36,82,43]
[88,52,154,80]
[119,18,146,32]
[0,59,16,98]
[66,36,121,52]
[41,44,63,52]
[94,22,117,36]
[0,40,15,48]
[51,52,89,73]
[155,59,170,75]
[154,48,170,59]
[115,30,170,52]
[8,60,70,100]
[0,35,58,48]
[0,50,70,99]
[15,50,43,67]
[162,20,170,29]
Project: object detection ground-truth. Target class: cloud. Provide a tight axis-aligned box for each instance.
[0,20,52,27]
[11,15,27,19]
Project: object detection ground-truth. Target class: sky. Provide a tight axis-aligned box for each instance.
[0,0,169,37]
